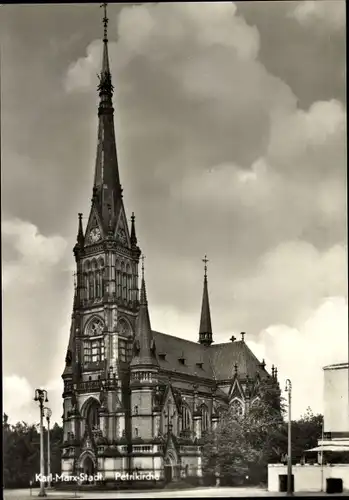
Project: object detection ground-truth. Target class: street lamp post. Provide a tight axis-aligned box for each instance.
[285,379,293,496]
[44,408,52,488]
[34,389,48,497]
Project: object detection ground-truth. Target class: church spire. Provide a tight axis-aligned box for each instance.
[130,256,158,368]
[199,255,213,346]
[92,3,122,232]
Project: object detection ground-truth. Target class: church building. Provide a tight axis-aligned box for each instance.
[61,5,279,485]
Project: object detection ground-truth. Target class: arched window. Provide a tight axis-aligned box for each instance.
[116,260,121,298]
[122,273,127,300]
[84,273,89,300]
[126,264,131,301]
[97,259,104,298]
[89,272,94,300]
[96,272,101,298]
[217,406,227,424]
[201,405,209,431]
[231,399,244,418]
[121,262,125,299]
[84,318,105,364]
[87,318,104,336]
[84,261,90,300]
[250,398,260,409]
[90,260,97,298]
[86,400,100,433]
[117,319,131,362]
[181,405,191,431]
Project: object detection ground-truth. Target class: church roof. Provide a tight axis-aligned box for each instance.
[153,331,213,378]
[152,331,268,382]
[209,340,267,380]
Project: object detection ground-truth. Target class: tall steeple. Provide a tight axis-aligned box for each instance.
[92,3,122,232]
[130,256,158,367]
[199,255,213,346]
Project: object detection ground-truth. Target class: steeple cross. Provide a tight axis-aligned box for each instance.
[101,3,109,41]
[202,255,209,279]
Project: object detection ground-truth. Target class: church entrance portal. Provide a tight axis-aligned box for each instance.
[164,464,172,483]
[82,455,95,483]
[164,453,179,483]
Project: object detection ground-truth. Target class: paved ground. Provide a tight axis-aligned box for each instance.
[4,487,348,499]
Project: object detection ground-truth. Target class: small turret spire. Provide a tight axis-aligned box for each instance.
[77,213,84,247]
[130,255,158,368]
[199,255,213,346]
[140,254,147,305]
[130,212,138,247]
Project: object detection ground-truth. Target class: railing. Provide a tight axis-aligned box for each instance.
[63,378,118,394]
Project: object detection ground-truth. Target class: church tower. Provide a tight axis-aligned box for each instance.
[61,4,141,480]
[129,258,161,476]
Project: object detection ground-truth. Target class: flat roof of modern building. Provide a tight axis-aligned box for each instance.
[323,362,348,371]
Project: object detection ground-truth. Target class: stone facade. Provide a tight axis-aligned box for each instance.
[60,9,278,486]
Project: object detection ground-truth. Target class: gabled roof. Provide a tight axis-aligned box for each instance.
[152,331,213,379]
[152,331,268,382]
[209,340,268,380]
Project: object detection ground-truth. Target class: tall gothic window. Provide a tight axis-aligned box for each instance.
[181,404,191,431]
[126,264,131,301]
[119,339,127,362]
[231,399,244,418]
[88,272,94,300]
[117,319,132,362]
[121,262,126,299]
[116,260,121,298]
[83,318,105,364]
[86,400,100,433]
[201,405,209,432]
[96,272,101,298]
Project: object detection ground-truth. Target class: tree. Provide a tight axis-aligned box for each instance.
[203,376,286,485]
[291,407,323,463]
[3,414,64,488]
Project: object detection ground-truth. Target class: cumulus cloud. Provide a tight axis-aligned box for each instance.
[249,296,348,418]
[2,218,68,290]
[289,1,345,31]
[2,3,346,424]
[3,374,63,426]
[3,375,35,424]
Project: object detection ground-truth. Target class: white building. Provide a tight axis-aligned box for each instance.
[268,362,349,493]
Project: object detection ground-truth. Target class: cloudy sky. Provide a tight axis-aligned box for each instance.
[1,1,347,426]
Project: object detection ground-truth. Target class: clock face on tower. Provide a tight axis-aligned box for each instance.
[89,227,101,243]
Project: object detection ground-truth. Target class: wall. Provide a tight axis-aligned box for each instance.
[323,363,349,434]
[268,464,349,492]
